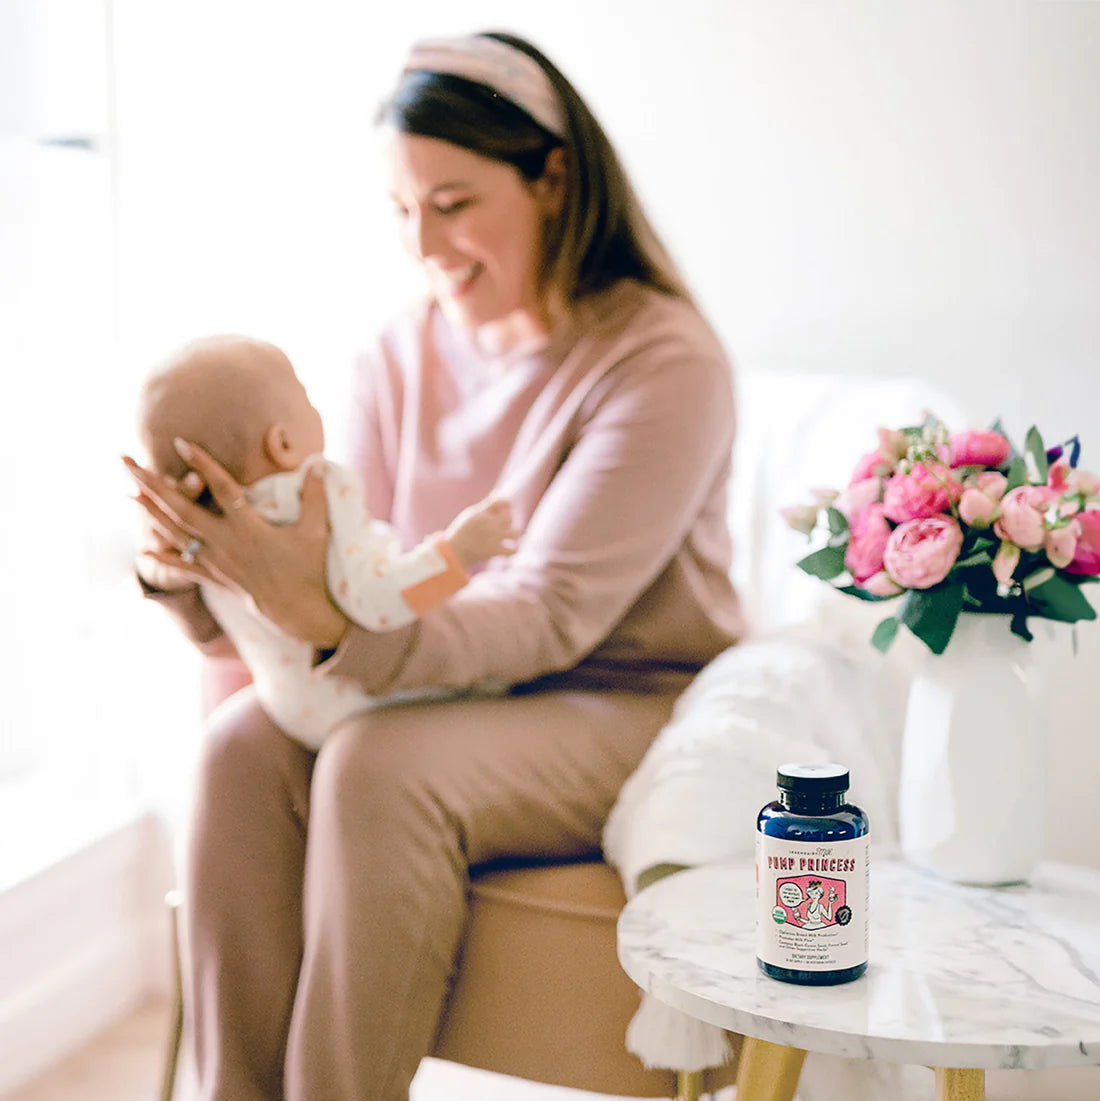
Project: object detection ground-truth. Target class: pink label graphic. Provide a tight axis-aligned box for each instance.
[775,874,850,930]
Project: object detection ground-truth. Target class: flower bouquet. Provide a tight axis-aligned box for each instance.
[783,417,1100,654]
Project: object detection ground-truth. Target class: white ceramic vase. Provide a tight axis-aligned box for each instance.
[898,613,1049,886]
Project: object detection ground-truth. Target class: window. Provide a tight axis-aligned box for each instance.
[1,0,199,887]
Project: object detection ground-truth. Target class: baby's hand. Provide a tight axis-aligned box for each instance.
[445,498,519,570]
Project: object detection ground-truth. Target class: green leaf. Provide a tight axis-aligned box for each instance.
[837,585,899,603]
[952,550,993,568]
[825,507,849,536]
[1010,613,1034,642]
[1025,426,1049,481]
[1025,574,1098,623]
[871,617,900,653]
[1004,456,1028,491]
[1022,567,1055,592]
[797,544,847,581]
[899,583,965,654]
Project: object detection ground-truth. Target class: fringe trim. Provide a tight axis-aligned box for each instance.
[625,992,732,1072]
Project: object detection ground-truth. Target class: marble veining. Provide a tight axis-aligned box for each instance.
[616,860,1100,1070]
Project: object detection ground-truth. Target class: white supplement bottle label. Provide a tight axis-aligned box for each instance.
[755,833,869,971]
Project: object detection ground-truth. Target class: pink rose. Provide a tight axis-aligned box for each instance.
[948,429,1011,468]
[994,485,1055,552]
[845,503,892,584]
[882,462,961,523]
[883,515,964,589]
[1067,510,1100,576]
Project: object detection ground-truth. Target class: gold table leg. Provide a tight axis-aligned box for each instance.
[735,1035,807,1101]
[676,1069,703,1101]
[935,1067,985,1101]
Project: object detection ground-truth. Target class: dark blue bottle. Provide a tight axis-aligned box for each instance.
[755,762,869,985]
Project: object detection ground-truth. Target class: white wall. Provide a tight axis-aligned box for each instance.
[110,1,1100,866]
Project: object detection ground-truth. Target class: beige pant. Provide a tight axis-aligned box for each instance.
[186,684,678,1100]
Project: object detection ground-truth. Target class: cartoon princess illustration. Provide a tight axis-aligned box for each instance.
[798,880,837,929]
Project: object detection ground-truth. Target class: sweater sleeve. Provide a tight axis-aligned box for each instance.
[322,322,736,695]
[137,575,232,654]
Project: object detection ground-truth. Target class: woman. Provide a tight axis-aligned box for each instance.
[128,31,742,1101]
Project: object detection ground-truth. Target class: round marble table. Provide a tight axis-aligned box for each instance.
[617,860,1100,1101]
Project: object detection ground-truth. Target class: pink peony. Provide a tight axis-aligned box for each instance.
[863,570,904,597]
[1044,522,1080,569]
[845,503,892,584]
[958,488,998,527]
[1069,467,1100,498]
[781,504,819,536]
[836,477,882,525]
[974,471,1008,500]
[994,485,1055,552]
[883,515,964,589]
[849,430,908,484]
[1050,460,1100,500]
[849,449,887,485]
[993,540,1021,587]
[948,429,1011,468]
[1048,459,1071,492]
[1067,510,1100,576]
[882,462,961,523]
[877,427,910,463]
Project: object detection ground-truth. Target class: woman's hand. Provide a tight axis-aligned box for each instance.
[133,469,205,594]
[124,440,349,648]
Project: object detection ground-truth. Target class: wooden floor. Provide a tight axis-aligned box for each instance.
[5,999,173,1101]
[1,997,633,1101]
[5,997,1099,1101]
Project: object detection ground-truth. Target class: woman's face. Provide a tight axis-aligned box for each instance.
[380,128,563,355]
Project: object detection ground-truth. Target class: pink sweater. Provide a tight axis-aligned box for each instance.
[327,278,743,694]
[156,279,743,695]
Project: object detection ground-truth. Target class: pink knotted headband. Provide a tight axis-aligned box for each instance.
[403,35,566,138]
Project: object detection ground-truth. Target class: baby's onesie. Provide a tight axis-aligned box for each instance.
[202,455,468,747]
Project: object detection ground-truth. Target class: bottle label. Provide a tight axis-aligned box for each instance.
[755,832,869,972]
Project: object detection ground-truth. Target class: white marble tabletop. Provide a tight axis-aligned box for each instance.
[617,859,1100,1070]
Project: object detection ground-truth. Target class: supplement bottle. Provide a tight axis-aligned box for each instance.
[755,762,869,985]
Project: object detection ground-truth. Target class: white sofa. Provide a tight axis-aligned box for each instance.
[604,366,1100,1101]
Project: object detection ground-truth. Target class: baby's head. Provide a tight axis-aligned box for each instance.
[137,335,325,487]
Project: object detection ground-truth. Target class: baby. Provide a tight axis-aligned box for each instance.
[136,334,517,748]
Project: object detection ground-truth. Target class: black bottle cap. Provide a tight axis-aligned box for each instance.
[777,762,850,795]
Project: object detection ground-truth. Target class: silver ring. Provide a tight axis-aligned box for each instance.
[180,537,203,565]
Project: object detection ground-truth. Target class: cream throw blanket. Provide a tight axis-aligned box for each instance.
[603,621,934,1099]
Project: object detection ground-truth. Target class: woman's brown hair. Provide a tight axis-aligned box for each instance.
[377,31,689,307]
